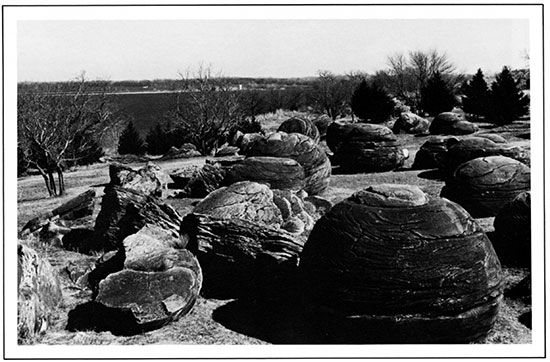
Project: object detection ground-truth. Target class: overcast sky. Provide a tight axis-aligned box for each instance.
[17,19,529,82]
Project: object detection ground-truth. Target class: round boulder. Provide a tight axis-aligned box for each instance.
[246,132,331,195]
[278,117,321,143]
[443,136,530,175]
[429,112,479,135]
[335,124,407,173]
[393,112,430,134]
[492,191,531,267]
[411,136,459,170]
[326,119,356,155]
[441,156,530,217]
[299,184,503,343]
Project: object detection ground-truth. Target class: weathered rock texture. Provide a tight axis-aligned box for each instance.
[215,146,240,157]
[393,112,430,134]
[67,225,202,336]
[162,143,201,160]
[335,124,407,173]
[107,163,164,197]
[18,244,63,342]
[429,112,478,135]
[66,186,181,253]
[179,163,227,198]
[225,157,306,191]
[441,156,530,218]
[411,136,458,170]
[299,184,503,343]
[181,213,304,298]
[21,189,96,234]
[312,114,332,139]
[493,191,531,267]
[443,137,530,175]
[277,117,321,143]
[246,132,331,194]
[326,119,355,156]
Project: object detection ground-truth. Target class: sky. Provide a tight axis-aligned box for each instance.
[17,19,530,82]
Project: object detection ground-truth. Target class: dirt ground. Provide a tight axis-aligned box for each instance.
[15,119,532,347]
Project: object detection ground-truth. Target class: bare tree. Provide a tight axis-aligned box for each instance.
[313,70,355,120]
[18,74,122,196]
[172,65,245,155]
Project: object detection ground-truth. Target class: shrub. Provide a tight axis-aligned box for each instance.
[351,80,395,123]
[420,72,457,116]
[118,121,146,155]
[486,66,530,125]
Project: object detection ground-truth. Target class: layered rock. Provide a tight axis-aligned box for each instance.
[18,244,63,342]
[299,184,503,343]
[335,124,407,173]
[441,156,531,217]
[492,191,531,267]
[393,112,430,134]
[277,117,321,143]
[107,163,164,197]
[443,137,530,175]
[429,112,478,135]
[246,132,331,194]
[225,157,306,192]
[67,225,201,336]
[411,136,458,170]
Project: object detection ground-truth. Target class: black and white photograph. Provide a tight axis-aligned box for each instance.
[4,2,545,359]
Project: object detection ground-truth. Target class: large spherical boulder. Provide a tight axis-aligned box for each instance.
[278,117,320,143]
[225,157,306,192]
[393,112,430,134]
[429,112,478,135]
[444,137,530,175]
[411,136,459,170]
[441,156,530,217]
[492,191,531,267]
[326,119,355,155]
[299,184,503,343]
[246,132,331,195]
[335,124,407,173]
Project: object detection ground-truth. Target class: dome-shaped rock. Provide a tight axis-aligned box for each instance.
[429,112,478,135]
[326,120,356,155]
[335,124,407,173]
[299,184,503,343]
[246,132,330,194]
[225,157,306,192]
[411,136,459,170]
[393,112,430,134]
[492,191,531,267]
[441,156,530,217]
[278,117,321,143]
[444,137,530,175]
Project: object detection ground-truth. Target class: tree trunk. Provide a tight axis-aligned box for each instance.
[48,172,57,196]
[37,167,54,197]
[57,168,65,196]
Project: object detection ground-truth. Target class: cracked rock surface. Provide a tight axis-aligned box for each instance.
[299,184,503,343]
[441,156,530,217]
[67,225,201,336]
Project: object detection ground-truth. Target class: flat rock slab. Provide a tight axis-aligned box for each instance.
[299,184,503,343]
[441,156,531,217]
[181,213,304,299]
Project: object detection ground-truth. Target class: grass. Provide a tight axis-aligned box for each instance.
[16,116,532,347]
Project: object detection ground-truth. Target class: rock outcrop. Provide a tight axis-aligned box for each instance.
[299,184,503,343]
[441,156,531,217]
[107,163,165,197]
[18,244,63,342]
[411,136,458,170]
[277,117,321,143]
[393,112,430,134]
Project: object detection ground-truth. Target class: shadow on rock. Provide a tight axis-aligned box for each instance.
[67,301,142,336]
[417,169,445,181]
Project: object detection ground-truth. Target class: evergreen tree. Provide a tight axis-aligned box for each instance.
[462,68,489,120]
[146,123,170,155]
[486,66,530,125]
[350,80,395,123]
[118,121,146,155]
[420,72,457,116]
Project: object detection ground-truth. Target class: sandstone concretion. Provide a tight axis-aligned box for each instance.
[299,184,503,343]
[277,117,321,143]
[429,112,478,135]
